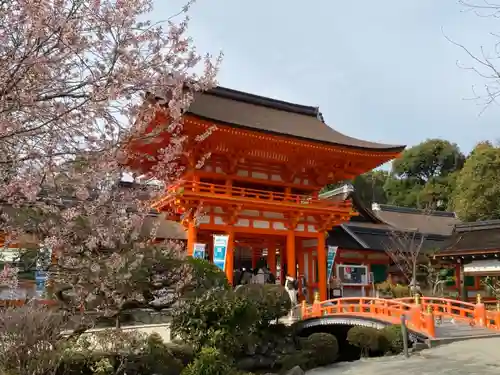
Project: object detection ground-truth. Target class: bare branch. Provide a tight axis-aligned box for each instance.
[444,1,500,110]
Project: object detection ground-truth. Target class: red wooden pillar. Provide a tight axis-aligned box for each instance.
[280,246,286,285]
[454,263,461,290]
[267,240,277,275]
[186,220,197,256]
[225,229,234,285]
[286,231,296,278]
[317,232,327,301]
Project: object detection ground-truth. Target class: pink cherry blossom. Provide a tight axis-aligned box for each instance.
[0,0,221,311]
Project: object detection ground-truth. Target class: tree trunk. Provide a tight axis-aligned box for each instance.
[410,262,418,295]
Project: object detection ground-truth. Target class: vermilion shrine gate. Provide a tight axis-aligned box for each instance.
[131,87,404,300]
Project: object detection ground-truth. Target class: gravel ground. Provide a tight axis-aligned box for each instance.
[307,337,500,375]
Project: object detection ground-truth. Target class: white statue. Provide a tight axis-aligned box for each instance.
[284,275,298,318]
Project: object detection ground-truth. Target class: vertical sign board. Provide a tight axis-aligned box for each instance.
[35,246,52,298]
[192,243,206,260]
[213,235,229,272]
[35,271,47,298]
[327,246,338,280]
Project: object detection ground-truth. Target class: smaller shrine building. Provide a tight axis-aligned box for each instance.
[321,186,460,298]
[435,220,500,302]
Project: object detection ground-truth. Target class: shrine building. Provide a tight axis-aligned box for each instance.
[321,185,460,297]
[435,220,500,303]
[130,87,404,300]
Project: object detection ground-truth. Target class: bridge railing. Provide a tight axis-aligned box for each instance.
[300,296,437,338]
[395,295,500,330]
[300,294,500,338]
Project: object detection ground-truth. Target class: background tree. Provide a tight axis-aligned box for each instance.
[323,170,389,207]
[0,305,67,375]
[351,170,389,207]
[384,228,427,293]
[451,142,500,221]
[385,139,465,209]
[53,239,191,328]
[0,0,220,295]
[419,260,454,296]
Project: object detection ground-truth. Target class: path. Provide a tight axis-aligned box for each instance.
[307,337,500,375]
[432,317,500,344]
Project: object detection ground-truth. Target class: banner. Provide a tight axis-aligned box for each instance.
[35,271,48,297]
[192,243,206,259]
[327,246,338,280]
[213,235,229,272]
[34,246,52,298]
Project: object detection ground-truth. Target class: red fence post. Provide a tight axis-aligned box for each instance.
[301,300,307,319]
[410,294,422,330]
[495,302,500,329]
[312,292,322,317]
[424,305,436,338]
[474,294,487,327]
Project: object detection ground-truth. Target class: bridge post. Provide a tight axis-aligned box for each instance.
[400,314,409,358]
[424,305,436,338]
[474,294,487,327]
[495,302,500,328]
[312,292,322,317]
[410,294,422,329]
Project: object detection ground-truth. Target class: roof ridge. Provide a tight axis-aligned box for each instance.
[455,219,500,232]
[208,86,321,118]
[372,203,457,218]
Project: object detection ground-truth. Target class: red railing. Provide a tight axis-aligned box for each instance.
[300,296,500,338]
[396,296,500,330]
[0,299,57,307]
[395,296,475,321]
[156,181,352,210]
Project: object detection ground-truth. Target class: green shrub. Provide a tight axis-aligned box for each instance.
[392,284,411,298]
[381,324,407,354]
[57,332,186,375]
[181,347,235,375]
[375,281,410,298]
[376,280,392,295]
[347,326,387,357]
[234,283,291,324]
[168,342,195,366]
[301,333,339,367]
[184,258,230,295]
[171,289,259,355]
[278,351,311,372]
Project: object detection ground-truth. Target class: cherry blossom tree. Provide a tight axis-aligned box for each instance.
[0,0,221,313]
[451,1,500,109]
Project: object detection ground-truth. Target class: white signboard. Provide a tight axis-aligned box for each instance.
[336,264,368,286]
[464,260,500,275]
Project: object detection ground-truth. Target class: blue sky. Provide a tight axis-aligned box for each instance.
[156,0,499,155]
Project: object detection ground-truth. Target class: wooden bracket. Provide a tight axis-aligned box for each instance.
[224,204,243,226]
[314,213,343,232]
[222,150,247,175]
[285,211,303,230]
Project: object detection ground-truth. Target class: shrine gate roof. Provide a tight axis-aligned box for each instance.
[187,86,405,152]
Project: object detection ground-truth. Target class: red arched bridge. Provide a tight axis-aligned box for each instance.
[296,295,500,341]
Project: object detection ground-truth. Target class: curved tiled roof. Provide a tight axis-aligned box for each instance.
[321,185,456,251]
[187,87,405,152]
[370,204,460,236]
[439,220,500,255]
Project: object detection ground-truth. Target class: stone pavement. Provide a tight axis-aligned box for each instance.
[307,337,500,375]
[434,317,499,338]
